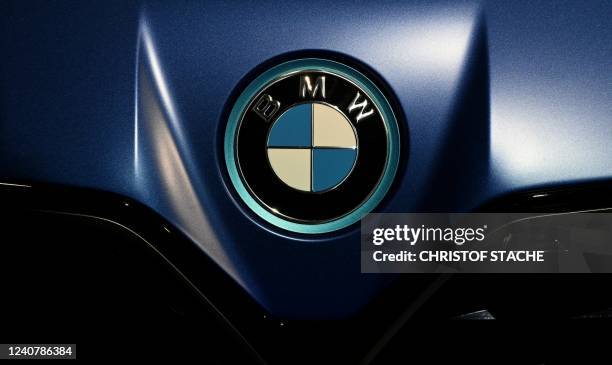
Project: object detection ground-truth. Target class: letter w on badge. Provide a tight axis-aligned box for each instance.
[348,92,374,122]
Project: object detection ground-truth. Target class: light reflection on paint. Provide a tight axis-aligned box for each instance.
[491,78,612,186]
[0,182,31,188]
[347,7,477,89]
[136,18,242,286]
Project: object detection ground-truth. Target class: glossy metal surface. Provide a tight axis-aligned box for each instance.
[1,0,611,318]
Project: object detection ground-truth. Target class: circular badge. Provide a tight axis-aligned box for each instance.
[225,58,400,234]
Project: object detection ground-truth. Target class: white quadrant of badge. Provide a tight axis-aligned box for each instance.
[266,102,358,192]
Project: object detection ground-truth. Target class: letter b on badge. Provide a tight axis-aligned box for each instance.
[253,94,280,121]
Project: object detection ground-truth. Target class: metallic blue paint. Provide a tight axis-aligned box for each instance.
[1,0,611,319]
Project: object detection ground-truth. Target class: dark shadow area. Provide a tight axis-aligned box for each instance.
[0,209,262,362]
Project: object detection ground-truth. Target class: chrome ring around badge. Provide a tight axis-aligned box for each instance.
[224,58,401,234]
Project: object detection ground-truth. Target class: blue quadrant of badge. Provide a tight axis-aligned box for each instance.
[267,103,311,147]
[312,148,357,192]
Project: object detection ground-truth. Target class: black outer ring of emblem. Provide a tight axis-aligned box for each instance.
[236,71,388,223]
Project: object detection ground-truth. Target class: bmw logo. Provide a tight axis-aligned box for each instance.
[225,58,401,234]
